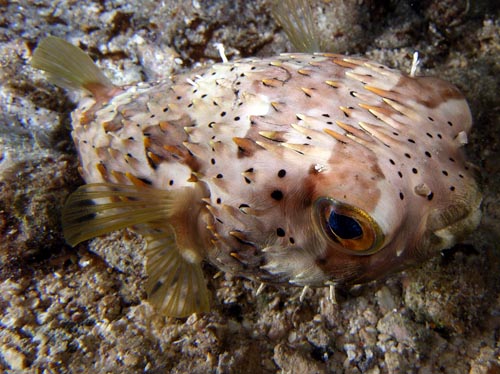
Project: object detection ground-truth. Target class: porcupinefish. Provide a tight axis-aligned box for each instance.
[31,8,481,318]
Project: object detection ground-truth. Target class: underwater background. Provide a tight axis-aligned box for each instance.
[0,0,498,372]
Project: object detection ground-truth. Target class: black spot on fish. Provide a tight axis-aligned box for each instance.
[427,192,434,201]
[271,190,283,201]
[425,151,432,158]
[278,169,286,178]
[276,228,286,237]
[216,174,223,179]
[442,170,449,176]
[399,192,404,200]
[412,168,418,174]
[138,177,152,185]
[316,257,327,266]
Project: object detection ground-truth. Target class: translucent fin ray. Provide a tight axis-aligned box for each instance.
[62,183,175,246]
[145,230,210,317]
[272,0,322,53]
[62,183,210,317]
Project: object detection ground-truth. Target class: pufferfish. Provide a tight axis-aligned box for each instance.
[31,5,481,318]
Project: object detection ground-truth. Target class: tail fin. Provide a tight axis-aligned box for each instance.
[31,36,118,102]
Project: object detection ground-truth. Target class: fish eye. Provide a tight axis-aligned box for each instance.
[314,197,384,255]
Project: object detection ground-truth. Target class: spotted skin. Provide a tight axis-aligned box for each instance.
[71,52,481,288]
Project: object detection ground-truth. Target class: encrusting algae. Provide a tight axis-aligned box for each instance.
[31,0,482,318]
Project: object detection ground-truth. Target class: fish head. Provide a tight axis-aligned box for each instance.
[301,76,482,285]
[213,71,482,287]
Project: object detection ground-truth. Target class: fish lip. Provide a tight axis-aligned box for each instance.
[431,190,483,249]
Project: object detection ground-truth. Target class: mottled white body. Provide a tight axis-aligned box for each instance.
[31,30,482,316]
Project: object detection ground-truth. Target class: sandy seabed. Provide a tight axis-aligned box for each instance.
[0,1,499,373]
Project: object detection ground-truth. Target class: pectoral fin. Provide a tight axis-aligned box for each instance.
[62,183,210,317]
[145,229,210,317]
[62,183,177,246]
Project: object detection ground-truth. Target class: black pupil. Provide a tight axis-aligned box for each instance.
[328,211,362,239]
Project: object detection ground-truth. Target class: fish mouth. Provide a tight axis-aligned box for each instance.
[429,189,483,250]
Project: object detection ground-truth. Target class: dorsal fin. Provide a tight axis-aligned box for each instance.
[31,36,119,103]
[62,183,210,317]
[272,0,323,53]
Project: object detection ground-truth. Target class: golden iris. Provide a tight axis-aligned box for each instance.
[314,197,384,255]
